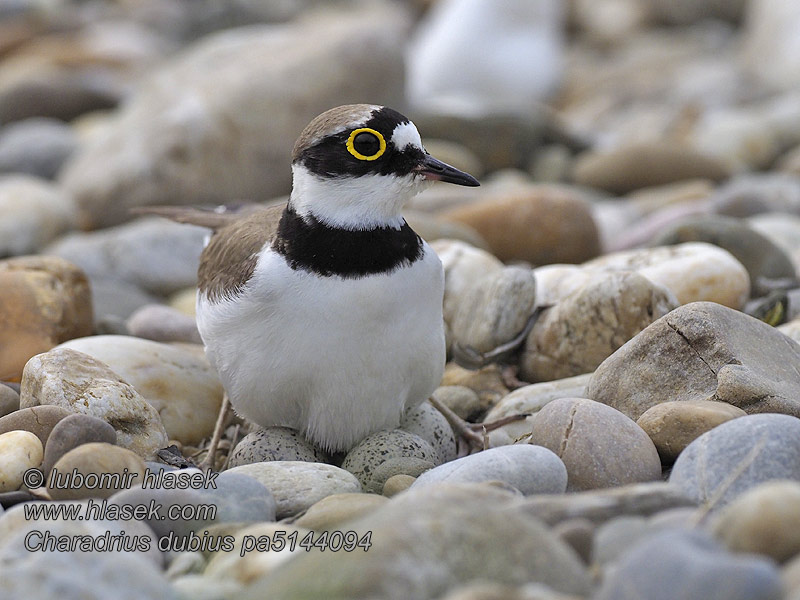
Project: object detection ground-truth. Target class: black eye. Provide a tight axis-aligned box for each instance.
[346,128,386,161]
[353,132,380,156]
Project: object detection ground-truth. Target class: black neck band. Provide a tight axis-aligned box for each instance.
[272,206,423,278]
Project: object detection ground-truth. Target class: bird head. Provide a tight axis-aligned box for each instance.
[289,104,479,230]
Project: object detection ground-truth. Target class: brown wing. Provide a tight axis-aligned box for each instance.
[197,203,286,302]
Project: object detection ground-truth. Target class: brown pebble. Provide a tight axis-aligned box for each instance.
[0,256,92,381]
[0,405,72,448]
[440,186,601,265]
[47,442,146,501]
[383,474,416,497]
[530,397,662,491]
[637,400,746,464]
[0,384,20,418]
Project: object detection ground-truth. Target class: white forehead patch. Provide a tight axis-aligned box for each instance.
[391,121,424,151]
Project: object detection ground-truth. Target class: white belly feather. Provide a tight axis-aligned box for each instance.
[196,242,446,452]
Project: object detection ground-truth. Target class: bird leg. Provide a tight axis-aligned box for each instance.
[200,392,230,471]
[428,395,530,456]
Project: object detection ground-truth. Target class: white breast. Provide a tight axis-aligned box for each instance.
[196,242,446,452]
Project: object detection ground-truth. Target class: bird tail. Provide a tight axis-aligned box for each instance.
[130,205,249,230]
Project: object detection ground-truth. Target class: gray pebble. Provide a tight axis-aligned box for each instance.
[242,483,592,599]
[0,118,77,179]
[411,445,568,495]
[109,468,276,538]
[45,218,206,297]
[0,543,177,600]
[226,461,360,519]
[595,529,783,600]
[552,518,595,564]
[592,515,649,566]
[90,278,162,322]
[0,384,19,418]
[0,499,161,566]
[670,413,800,509]
[42,413,117,474]
[126,303,202,344]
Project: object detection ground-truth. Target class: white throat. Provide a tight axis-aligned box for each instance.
[289,163,432,231]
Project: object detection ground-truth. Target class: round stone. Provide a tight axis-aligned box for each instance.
[341,429,440,494]
[449,265,537,356]
[46,218,206,296]
[430,386,481,421]
[529,397,662,491]
[431,239,503,329]
[20,348,168,459]
[0,498,161,566]
[651,215,796,296]
[47,442,146,501]
[0,430,43,492]
[0,383,19,418]
[0,540,175,600]
[0,256,92,381]
[0,404,71,448]
[483,373,592,446]
[583,242,750,309]
[670,414,800,509]
[382,474,416,497]
[637,400,746,464]
[226,461,361,519]
[0,118,77,179]
[58,6,407,230]
[592,515,651,567]
[203,522,310,585]
[572,142,729,194]
[411,444,568,495]
[589,302,800,422]
[109,468,277,538]
[594,529,782,600]
[439,186,601,264]
[521,270,677,381]
[42,413,117,475]
[294,493,388,531]
[0,176,75,256]
[126,303,202,344]
[56,335,223,445]
[228,426,329,467]
[711,480,800,562]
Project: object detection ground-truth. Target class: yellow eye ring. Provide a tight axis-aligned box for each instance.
[346,128,386,161]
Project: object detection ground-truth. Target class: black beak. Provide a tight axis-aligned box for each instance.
[415,154,480,187]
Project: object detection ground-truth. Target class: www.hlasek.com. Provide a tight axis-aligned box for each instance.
[21,466,373,554]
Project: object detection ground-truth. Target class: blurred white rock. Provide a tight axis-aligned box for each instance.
[741,0,800,91]
[406,0,565,116]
